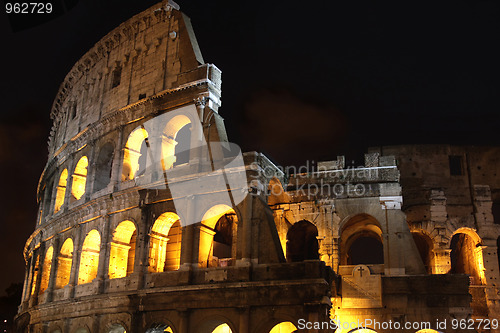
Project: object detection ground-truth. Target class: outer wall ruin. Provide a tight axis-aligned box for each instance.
[16,2,500,333]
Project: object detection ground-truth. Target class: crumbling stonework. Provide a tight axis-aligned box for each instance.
[16,2,500,333]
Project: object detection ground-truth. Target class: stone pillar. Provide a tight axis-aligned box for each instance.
[85,142,97,198]
[112,125,125,190]
[62,158,75,212]
[178,309,189,333]
[69,226,83,298]
[237,195,253,266]
[432,248,452,274]
[137,205,150,289]
[29,244,45,307]
[21,254,33,307]
[45,237,60,302]
[180,196,195,269]
[238,307,250,333]
[197,224,216,268]
[96,215,112,292]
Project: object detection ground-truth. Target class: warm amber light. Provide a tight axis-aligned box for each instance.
[39,246,53,293]
[55,238,73,289]
[109,221,137,279]
[30,255,40,295]
[162,115,191,170]
[199,204,237,268]
[211,324,232,333]
[78,230,100,285]
[71,156,88,201]
[54,169,68,213]
[269,322,298,333]
[149,212,182,272]
[122,127,148,180]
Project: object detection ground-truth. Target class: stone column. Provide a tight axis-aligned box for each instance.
[178,309,189,333]
[180,196,195,270]
[96,215,112,292]
[238,307,250,333]
[237,195,253,266]
[45,237,60,302]
[432,248,452,274]
[84,142,97,198]
[112,125,125,190]
[137,205,150,289]
[69,226,83,298]
[29,244,45,307]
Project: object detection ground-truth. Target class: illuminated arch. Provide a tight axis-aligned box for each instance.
[412,231,434,274]
[78,229,100,285]
[415,330,443,333]
[71,156,88,201]
[269,321,298,333]
[196,318,235,333]
[286,220,319,262]
[39,246,53,293]
[199,204,238,268]
[94,142,114,192]
[449,229,485,285]
[122,126,149,180]
[106,323,126,333]
[149,212,182,272]
[54,169,68,213]
[55,238,73,289]
[145,323,175,333]
[347,328,378,333]
[109,221,137,279]
[340,214,383,265]
[30,254,40,295]
[162,114,192,170]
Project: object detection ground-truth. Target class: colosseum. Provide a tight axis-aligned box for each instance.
[16,1,500,333]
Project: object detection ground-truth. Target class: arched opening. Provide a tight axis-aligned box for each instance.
[173,123,191,166]
[196,319,234,333]
[211,324,232,333]
[78,229,101,285]
[269,321,298,333]
[122,127,149,181]
[71,156,88,202]
[145,324,174,333]
[55,238,73,289]
[107,324,126,333]
[109,221,137,279]
[348,236,383,265]
[199,205,238,268]
[412,232,434,274]
[162,115,191,170]
[41,179,54,220]
[74,328,89,333]
[286,220,319,263]
[39,246,53,293]
[347,329,378,333]
[340,214,383,266]
[54,169,68,213]
[94,143,114,192]
[30,254,40,296]
[450,231,485,285]
[149,212,182,272]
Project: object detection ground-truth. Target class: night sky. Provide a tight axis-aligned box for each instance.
[0,0,499,296]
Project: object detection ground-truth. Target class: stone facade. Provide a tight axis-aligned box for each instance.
[16,2,500,333]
